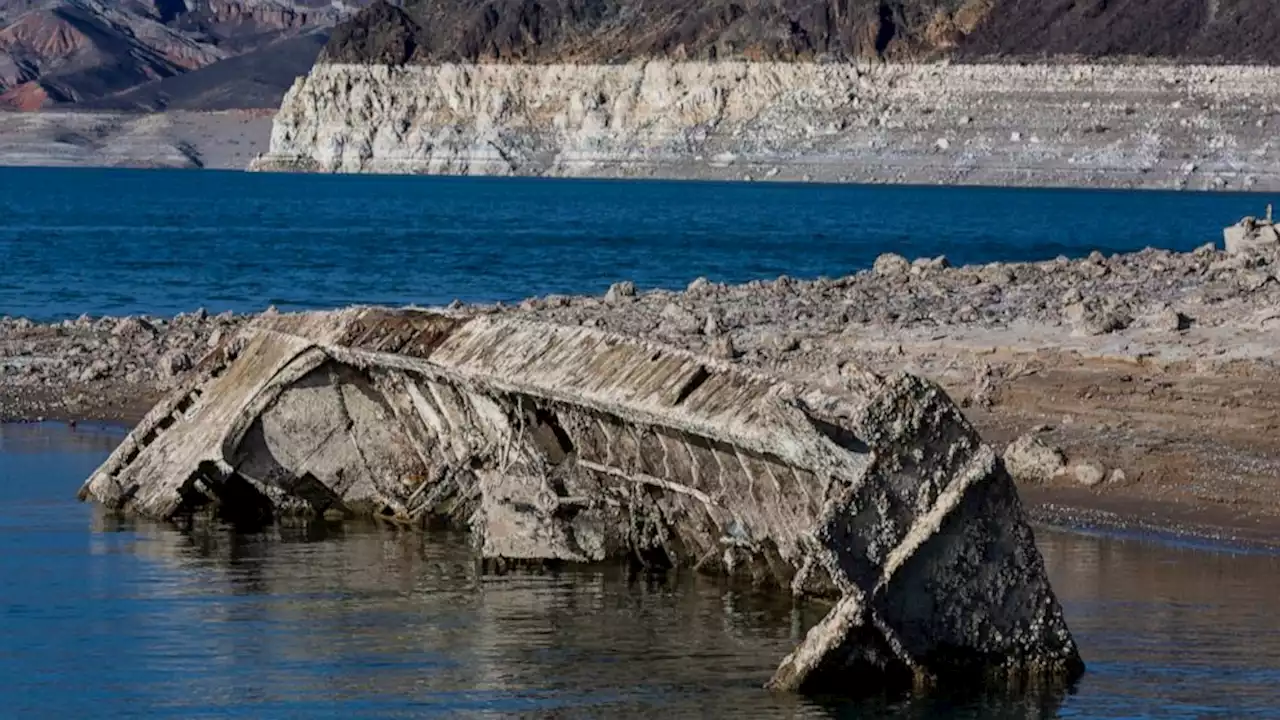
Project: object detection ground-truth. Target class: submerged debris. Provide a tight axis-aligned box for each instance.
[78,307,1083,698]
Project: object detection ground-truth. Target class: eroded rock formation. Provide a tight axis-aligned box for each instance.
[78,306,1083,697]
[248,60,1280,190]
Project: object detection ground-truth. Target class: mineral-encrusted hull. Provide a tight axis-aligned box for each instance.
[79,307,1082,696]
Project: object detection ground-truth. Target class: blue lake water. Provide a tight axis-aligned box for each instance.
[2,422,1280,718]
[0,167,1276,321]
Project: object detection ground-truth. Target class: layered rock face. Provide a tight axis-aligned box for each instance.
[78,307,1083,697]
[249,0,1280,185]
[251,61,1280,189]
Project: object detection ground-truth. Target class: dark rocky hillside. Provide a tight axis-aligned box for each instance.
[322,0,1280,65]
[0,0,375,110]
[4,0,1276,111]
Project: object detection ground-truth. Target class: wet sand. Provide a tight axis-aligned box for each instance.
[6,243,1280,545]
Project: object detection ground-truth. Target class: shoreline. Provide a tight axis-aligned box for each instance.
[8,241,1280,547]
[0,110,274,170]
[1,61,1277,192]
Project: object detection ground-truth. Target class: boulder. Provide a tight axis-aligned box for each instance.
[1224,212,1279,255]
[159,350,192,380]
[659,302,701,334]
[1072,461,1107,487]
[605,280,637,304]
[873,253,911,277]
[1003,432,1067,483]
[78,308,1083,699]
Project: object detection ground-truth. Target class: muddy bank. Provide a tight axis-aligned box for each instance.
[7,240,1280,545]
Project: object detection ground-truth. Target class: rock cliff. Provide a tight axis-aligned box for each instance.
[248,0,1280,185]
[250,61,1280,190]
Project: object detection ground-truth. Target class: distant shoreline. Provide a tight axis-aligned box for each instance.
[5,58,1280,192]
[0,110,274,171]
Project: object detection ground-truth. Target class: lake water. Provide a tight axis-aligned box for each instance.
[1,167,1276,321]
[3,422,1279,718]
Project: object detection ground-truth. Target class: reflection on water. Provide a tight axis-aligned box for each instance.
[2,423,1279,718]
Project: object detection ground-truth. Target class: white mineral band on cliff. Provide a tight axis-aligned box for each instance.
[250,61,1280,190]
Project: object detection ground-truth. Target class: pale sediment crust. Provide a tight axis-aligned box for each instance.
[8,242,1280,545]
[0,111,275,170]
[250,61,1280,191]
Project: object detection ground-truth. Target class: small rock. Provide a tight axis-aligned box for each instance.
[934,137,950,151]
[605,281,637,304]
[1062,301,1088,325]
[659,303,700,334]
[1241,271,1277,292]
[1065,299,1132,336]
[1150,306,1192,333]
[980,264,1015,285]
[1010,131,1023,142]
[1061,288,1084,305]
[112,317,156,338]
[686,277,712,294]
[913,255,950,272]
[1072,461,1106,488]
[1108,469,1127,484]
[78,360,111,383]
[207,328,225,348]
[873,253,911,277]
[1003,433,1067,484]
[704,313,723,337]
[710,335,737,360]
[160,350,192,380]
[773,334,801,352]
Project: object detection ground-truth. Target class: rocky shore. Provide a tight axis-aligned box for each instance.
[7,238,1280,545]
